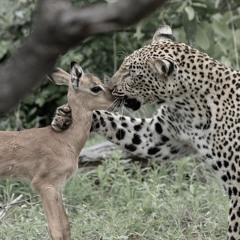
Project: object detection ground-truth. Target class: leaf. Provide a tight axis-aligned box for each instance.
[235,29,240,47]
[35,97,45,107]
[220,56,231,68]
[182,12,197,42]
[192,2,207,8]
[216,39,229,55]
[212,19,231,39]
[97,165,104,182]
[105,0,118,3]
[143,194,153,212]
[176,1,187,13]
[195,24,210,50]
[0,41,8,59]
[133,24,144,40]
[28,107,37,117]
[185,6,195,21]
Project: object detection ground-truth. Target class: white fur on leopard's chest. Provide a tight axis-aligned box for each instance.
[158,104,214,158]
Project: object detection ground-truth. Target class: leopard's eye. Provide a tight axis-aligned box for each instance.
[90,86,104,94]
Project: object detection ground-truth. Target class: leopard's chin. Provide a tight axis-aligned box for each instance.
[123,96,141,111]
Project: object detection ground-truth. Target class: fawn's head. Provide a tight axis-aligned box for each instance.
[49,62,116,112]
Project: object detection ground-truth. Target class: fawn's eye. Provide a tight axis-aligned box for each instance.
[90,86,104,94]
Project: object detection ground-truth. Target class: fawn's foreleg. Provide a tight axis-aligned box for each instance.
[33,182,71,240]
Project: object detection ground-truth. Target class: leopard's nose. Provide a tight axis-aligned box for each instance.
[107,72,121,89]
[112,88,125,98]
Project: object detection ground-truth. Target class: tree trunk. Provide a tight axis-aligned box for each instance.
[0,0,167,116]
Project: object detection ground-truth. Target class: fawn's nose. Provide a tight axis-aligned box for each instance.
[107,78,115,91]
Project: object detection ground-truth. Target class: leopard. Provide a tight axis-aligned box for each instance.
[52,25,240,240]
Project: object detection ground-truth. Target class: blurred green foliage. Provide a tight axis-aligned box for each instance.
[0,0,240,130]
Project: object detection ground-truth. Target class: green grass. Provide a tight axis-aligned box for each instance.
[0,152,228,240]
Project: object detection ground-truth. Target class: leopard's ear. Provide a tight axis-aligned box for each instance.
[150,59,175,77]
[152,25,174,43]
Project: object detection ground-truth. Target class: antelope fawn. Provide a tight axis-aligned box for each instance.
[0,62,116,240]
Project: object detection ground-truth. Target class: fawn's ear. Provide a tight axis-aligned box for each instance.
[70,62,84,89]
[48,68,70,86]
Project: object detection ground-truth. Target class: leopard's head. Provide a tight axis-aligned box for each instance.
[108,25,181,111]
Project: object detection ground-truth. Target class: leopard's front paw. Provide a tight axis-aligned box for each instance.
[51,104,72,132]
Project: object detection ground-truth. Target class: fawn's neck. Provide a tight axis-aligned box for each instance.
[62,104,93,155]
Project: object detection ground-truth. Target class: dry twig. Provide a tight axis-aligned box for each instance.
[0,194,23,221]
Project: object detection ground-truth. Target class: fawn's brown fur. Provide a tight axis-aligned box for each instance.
[0,63,115,240]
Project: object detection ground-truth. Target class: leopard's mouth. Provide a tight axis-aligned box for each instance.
[110,89,141,111]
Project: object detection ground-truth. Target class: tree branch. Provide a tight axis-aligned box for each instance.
[79,141,149,172]
[0,0,167,116]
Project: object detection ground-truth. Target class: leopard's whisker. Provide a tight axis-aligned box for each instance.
[106,98,119,111]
